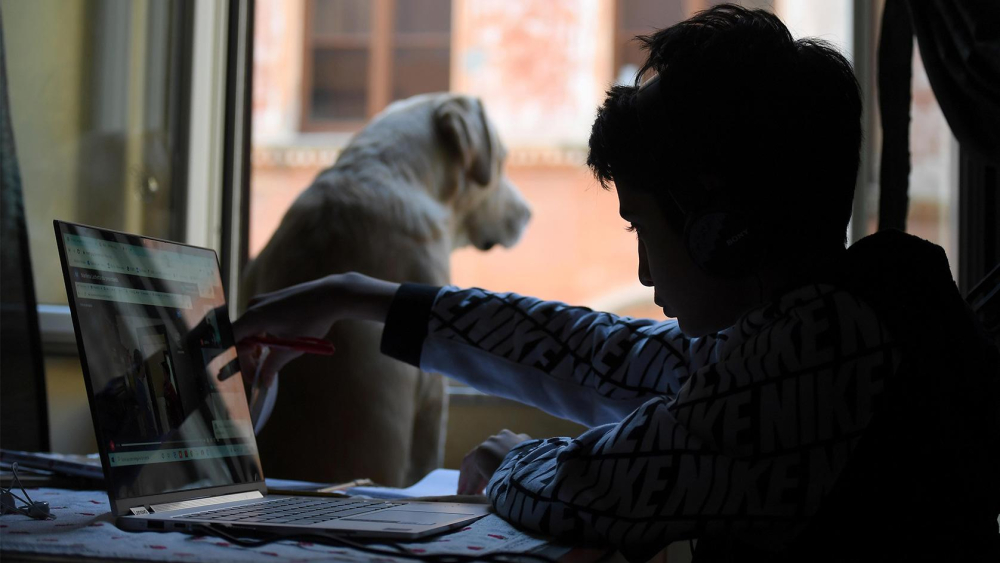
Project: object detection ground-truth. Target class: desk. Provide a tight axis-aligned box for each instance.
[0,488,611,562]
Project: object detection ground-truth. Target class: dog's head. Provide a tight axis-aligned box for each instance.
[432,96,531,251]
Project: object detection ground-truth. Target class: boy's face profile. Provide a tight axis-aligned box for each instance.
[615,178,758,337]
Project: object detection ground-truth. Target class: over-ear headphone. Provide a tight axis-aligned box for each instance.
[634,73,765,278]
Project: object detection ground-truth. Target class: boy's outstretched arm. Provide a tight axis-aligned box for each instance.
[381,285,718,427]
[233,275,703,427]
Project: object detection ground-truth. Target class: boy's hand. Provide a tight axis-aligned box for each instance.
[234,276,341,389]
[457,429,531,495]
[233,272,400,389]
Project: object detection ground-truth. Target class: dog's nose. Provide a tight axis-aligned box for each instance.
[508,203,532,233]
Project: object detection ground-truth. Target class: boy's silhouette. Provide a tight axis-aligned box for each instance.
[234,4,1000,561]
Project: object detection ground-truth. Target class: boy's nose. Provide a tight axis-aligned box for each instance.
[637,240,654,287]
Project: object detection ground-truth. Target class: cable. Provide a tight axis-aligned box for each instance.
[5,490,32,506]
[1,462,54,520]
[192,523,559,563]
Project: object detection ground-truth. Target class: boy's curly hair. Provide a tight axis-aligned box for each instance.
[588,3,862,258]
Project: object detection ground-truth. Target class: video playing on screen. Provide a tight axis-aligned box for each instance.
[57,223,262,501]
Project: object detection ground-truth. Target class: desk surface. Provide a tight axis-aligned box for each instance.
[0,488,609,563]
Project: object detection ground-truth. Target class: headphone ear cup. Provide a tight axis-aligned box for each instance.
[685,210,762,277]
[684,212,722,272]
[1,491,18,515]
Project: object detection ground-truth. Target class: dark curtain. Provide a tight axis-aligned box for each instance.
[0,6,50,451]
[877,0,1000,232]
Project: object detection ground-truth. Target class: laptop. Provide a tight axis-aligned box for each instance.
[53,220,489,539]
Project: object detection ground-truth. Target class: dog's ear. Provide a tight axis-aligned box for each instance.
[434,96,493,187]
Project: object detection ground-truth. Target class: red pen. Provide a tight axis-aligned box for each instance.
[241,334,336,355]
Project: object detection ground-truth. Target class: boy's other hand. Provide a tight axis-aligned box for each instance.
[457,429,531,495]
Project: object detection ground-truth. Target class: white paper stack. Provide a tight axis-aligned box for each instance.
[347,469,460,499]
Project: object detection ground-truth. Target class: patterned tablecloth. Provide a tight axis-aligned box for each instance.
[0,488,556,562]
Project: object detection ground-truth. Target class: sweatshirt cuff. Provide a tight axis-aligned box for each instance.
[379,283,443,367]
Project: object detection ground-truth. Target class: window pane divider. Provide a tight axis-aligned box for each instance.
[367,0,394,117]
[310,35,371,49]
[393,33,450,48]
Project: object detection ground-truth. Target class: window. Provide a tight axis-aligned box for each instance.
[614,0,687,84]
[301,0,451,131]
[1,0,246,454]
[6,0,193,308]
[248,1,916,479]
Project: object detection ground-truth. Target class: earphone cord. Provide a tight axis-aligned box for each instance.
[2,489,32,507]
[10,463,34,505]
[1,462,54,520]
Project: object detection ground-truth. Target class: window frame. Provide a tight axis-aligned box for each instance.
[39,0,251,355]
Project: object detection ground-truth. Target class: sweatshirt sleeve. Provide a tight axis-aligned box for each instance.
[382,285,717,427]
[485,285,898,558]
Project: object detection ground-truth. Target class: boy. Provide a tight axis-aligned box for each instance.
[235,5,1000,561]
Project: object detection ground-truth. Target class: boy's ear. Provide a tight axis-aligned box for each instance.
[434,97,494,187]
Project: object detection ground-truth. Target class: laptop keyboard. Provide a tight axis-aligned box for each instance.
[177,496,404,525]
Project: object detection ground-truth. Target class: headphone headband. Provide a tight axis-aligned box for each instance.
[632,72,764,278]
[635,74,698,216]
[636,74,667,131]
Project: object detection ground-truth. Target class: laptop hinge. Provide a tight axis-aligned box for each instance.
[149,491,264,514]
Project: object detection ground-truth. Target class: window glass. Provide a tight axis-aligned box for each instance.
[836,4,958,271]
[248,0,961,480]
[305,0,372,125]
[394,0,451,34]
[392,47,450,101]
[4,0,190,306]
[311,48,370,121]
[392,0,451,101]
[902,48,958,269]
[251,0,856,322]
[313,0,371,35]
[301,0,452,128]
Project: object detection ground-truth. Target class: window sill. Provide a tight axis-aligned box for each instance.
[38,305,518,409]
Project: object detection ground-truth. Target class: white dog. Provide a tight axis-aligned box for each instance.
[241,94,531,486]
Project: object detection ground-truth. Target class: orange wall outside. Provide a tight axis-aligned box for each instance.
[249,160,666,320]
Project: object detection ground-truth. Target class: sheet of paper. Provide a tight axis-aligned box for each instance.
[347,468,459,499]
[392,514,552,556]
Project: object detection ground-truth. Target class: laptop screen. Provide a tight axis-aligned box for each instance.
[55,222,262,502]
